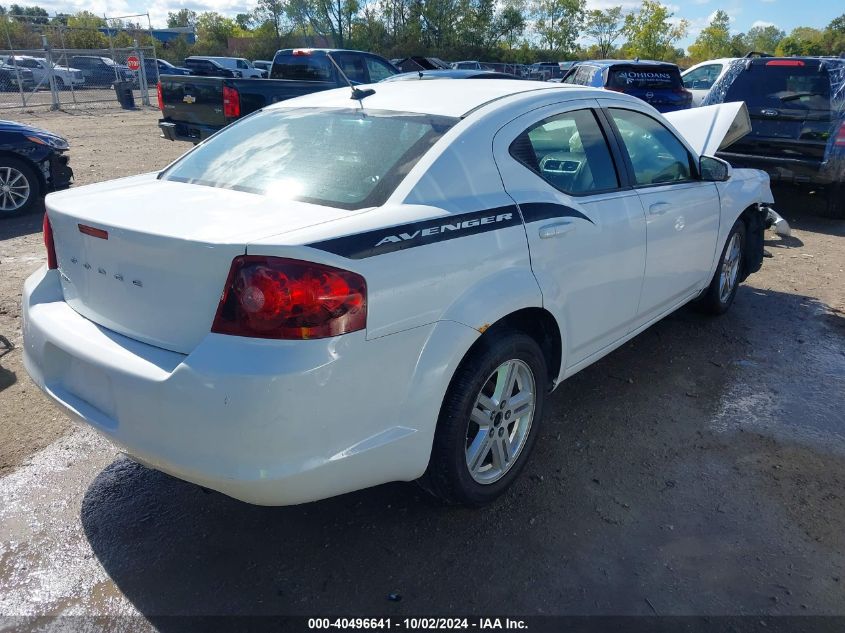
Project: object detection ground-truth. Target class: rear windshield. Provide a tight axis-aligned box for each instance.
[271,55,333,81]
[161,108,456,210]
[724,63,832,111]
[607,66,682,90]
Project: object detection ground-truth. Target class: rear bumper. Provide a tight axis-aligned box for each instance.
[159,119,221,143]
[22,267,474,505]
[717,151,840,187]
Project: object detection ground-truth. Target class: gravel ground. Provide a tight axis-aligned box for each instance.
[0,108,844,624]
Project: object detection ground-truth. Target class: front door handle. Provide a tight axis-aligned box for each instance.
[539,221,575,239]
[649,202,672,216]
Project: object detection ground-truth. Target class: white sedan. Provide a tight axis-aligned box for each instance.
[23,80,775,506]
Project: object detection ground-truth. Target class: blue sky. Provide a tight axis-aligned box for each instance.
[25,0,845,49]
[652,0,845,48]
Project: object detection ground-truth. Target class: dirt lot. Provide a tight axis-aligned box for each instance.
[0,108,844,623]
[0,108,185,475]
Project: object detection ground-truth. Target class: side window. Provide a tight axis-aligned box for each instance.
[609,108,694,186]
[575,65,594,85]
[683,64,722,89]
[561,67,579,84]
[335,53,367,83]
[509,108,619,195]
[365,57,396,82]
[237,60,249,69]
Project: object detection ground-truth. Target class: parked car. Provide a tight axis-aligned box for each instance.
[682,54,773,106]
[159,49,399,143]
[187,56,266,79]
[562,60,692,112]
[451,60,488,70]
[528,61,564,81]
[0,63,34,91]
[0,120,72,217]
[182,57,240,78]
[682,58,736,106]
[70,56,133,88]
[253,60,273,73]
[703,56,845,218]
[382,69,521,81]
[28,80,775,505]
[139,58,192,83]
[2,55,85,90]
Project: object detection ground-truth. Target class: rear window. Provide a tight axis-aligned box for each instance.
[724,63,832,111]
[161,108,456,210]
[607,66,682,90]
[271,55,333,81]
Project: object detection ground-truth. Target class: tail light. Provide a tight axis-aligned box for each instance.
[222,85,240,118]
[156,81,163,111]
[834,121,845,148]
[766,60,805,67]
[211,256,367,340]
[43,213,57,270]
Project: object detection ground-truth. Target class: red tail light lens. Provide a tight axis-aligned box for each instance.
[222,85,240,118]
[43,213,57,270]
[835,121,845,148]
[156,81,163,111]
[766,60,805,67]
[211,256,367,340]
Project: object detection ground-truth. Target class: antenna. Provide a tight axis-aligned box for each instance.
[325,52,375,102]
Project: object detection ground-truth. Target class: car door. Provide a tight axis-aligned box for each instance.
[493,101,648,371]
[601,104,719,324]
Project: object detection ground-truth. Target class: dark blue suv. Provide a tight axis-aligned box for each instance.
[561,60,692,113]
[703,57,845,218]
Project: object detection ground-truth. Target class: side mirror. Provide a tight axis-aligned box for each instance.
[700,155,731,182]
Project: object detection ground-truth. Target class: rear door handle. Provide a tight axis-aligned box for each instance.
[649,202,672,216]
[539,221,575,239]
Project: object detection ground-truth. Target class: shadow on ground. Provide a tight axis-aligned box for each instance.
[81,285,845,621]
[0,204,44,240]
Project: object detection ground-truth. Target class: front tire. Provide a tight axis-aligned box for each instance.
[420,329,548,505]
[694,218,746,315]
[0,157,40,217]
[820,185,845,219]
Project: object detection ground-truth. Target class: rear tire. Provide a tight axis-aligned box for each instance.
[55,77,65,90]
[694,218,746,315]
[820,185,845,219]
[0,157,40,218]
[420,329,548,505]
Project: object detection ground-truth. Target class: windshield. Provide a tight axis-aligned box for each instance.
[161,108,456,210]
[608,66,683,90]
[101,57,116,66]
[724,64,832,112]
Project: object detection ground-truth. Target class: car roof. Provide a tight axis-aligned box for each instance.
[385,69,519,81]
[578,59,679,68]
[271,78,638,118]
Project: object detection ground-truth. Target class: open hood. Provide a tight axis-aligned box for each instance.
[664,102,751,156]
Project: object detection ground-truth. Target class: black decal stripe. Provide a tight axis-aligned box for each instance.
[518,202,594,225]
[309,205,520,260]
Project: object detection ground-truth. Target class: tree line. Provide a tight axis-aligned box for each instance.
[0,1,843,68]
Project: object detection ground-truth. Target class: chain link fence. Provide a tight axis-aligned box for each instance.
[0,43,158,110]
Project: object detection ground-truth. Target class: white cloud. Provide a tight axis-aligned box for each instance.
[751,20,778,29]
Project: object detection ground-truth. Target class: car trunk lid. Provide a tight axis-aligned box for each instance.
[47,173,356,354]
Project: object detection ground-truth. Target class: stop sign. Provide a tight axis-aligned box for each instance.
[127,55,140,71]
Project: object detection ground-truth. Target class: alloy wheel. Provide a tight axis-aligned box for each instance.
[465,359,536,484]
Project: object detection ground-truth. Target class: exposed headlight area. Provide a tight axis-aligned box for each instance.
[25,134,69,151]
